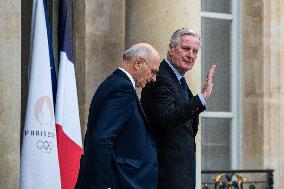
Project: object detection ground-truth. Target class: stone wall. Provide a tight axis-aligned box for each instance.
[2,1,284,188]
[242,0,284,188]
[0,1,21,188]
[81,0,125,134]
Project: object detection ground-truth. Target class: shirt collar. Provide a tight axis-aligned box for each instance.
[165,59,184,82]
[118,67,135,89]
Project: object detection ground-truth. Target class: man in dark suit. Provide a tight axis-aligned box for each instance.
[141,28,216,189]
[75,43,161,189]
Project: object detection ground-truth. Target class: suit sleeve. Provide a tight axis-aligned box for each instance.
[91,85,135,188]
[142,78,205,129]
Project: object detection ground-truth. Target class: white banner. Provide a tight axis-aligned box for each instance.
[20,0,61,188]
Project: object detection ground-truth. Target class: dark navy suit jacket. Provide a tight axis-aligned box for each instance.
[76,69,157,189]
[141,60,206,189]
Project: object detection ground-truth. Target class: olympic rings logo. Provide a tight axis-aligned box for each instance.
[36,140,53,153]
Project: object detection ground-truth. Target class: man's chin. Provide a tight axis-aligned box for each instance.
[185,65,193,71]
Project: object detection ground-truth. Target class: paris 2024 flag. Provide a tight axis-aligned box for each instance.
[55,0,83,188]
[20,0,61,189]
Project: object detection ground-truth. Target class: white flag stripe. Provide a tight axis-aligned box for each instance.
[20,0,61,188]
[56,51,82,147]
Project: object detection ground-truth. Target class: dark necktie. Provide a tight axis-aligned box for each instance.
[180,77,189,100]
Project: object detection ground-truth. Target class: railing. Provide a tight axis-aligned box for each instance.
[201,169,274,189]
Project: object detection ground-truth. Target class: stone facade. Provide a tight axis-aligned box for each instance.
[0,1,21,189]
[1,0,284,188]
[242,0,284,188]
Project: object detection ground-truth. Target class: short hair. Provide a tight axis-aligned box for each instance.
[169,28,201,47]
[123,45,152,62]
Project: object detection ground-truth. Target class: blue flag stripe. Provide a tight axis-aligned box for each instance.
[43,0,57,105]
[58,0,73,62]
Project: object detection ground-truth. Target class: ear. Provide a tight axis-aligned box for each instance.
[134,57,143,70]
[168,46,173,57]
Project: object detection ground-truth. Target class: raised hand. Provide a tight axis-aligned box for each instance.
[201,64,216,101]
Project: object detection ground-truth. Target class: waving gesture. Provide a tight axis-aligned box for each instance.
[201,64,216,101]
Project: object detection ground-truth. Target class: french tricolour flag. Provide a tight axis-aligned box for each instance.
[55,0,83,188]
[20,0,61,188]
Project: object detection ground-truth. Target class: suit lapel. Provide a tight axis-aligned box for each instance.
[114,69,154,133]
[162,61,190,101]
[135,94,154,133]
[162,60,180,85]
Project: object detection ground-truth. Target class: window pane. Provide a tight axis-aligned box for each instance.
[201,118,231,170]
[201,18,231,112]
[201,0,231,14]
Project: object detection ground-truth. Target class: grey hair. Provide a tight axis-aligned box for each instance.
[123,45,152,62]
[169,28,201,47]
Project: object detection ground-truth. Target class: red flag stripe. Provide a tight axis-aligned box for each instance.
[56,124,83,189]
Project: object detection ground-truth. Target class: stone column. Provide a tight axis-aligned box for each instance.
[0,1,21,189]
[74,0,87,137]
[262,0,284,188]
[78,0,125,135]
[241,0,264,168]
[125,0,202,187]
[242,0,284,188]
